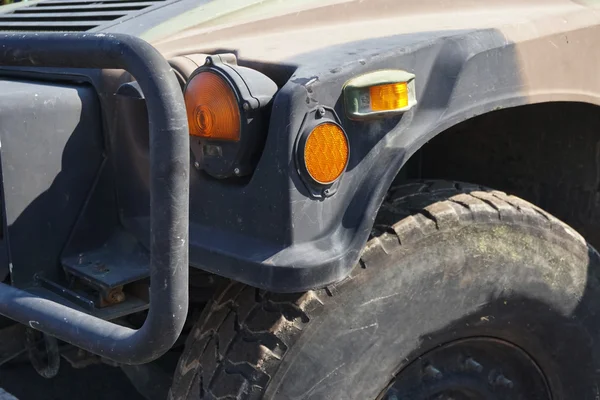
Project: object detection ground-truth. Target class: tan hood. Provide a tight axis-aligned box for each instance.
[148,0,600,62]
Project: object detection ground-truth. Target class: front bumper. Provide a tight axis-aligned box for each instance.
[0,32,189,365]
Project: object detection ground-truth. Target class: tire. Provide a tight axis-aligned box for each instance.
[170,180,600,400]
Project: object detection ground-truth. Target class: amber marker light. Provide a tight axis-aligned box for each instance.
[184,71,241,141]
[343,69,416,120]
[369,82,409,111]
[303,122,349,185]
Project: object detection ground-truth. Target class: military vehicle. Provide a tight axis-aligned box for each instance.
[1,0,600,398]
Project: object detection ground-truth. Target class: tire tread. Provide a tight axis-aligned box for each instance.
[169,180,582,399]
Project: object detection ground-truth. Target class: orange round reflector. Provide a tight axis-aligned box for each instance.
[184,71,241,141]
[304,123,349,184]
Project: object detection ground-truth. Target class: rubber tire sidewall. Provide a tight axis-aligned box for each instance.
[263,221,600,399]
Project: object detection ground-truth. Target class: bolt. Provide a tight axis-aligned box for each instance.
[493,374,514,389]
[234,168,241,175]
[317,107,326,117]
[194,161,201,169]
[323,189,331,196]
[423,364,443,379]
[465,357,483,373]
[106,289,125,304]
[205,57,212,65]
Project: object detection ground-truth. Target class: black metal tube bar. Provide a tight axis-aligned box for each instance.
[0,33,189,364]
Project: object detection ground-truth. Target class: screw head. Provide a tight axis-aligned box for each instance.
[243,102,250,111]
[317,107,326,117]
[465,357,483,373]
[423,365,443,379]
[194,161,200,169]
[494,374,514,389]
[234,168,241,175]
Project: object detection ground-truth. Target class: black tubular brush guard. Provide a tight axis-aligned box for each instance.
[0,33,190,365]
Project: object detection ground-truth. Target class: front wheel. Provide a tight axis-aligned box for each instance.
[170,181,600,399]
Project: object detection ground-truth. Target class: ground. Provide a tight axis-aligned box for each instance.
[0,361,144,400]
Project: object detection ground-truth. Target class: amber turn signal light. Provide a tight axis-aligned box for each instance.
[183,54,278,179]
[184,71,241,141]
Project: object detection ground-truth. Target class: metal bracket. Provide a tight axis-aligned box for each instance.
[0,33,189,365]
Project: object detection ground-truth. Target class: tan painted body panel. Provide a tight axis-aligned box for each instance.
[504,9,600,104]
[149,0,600,108]
[151,0,595,61]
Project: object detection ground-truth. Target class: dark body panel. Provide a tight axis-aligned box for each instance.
[0,79,103,286]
